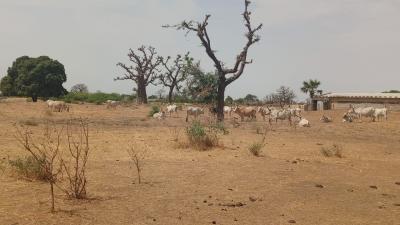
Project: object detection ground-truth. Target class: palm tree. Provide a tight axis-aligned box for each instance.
[301,79,321,98]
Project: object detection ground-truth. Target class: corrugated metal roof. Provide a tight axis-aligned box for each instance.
[320,92,400,99]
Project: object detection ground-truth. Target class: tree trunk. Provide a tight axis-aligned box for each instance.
[50,182,55,213]
[136,79,148,104]
[216,78,226,122]
[168,86,174,103]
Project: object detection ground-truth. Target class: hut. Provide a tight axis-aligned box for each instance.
[309,92,400,111]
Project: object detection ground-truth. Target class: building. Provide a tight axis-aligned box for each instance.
[310,92,400,111]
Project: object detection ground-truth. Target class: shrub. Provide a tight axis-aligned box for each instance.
[186,121,220,150]
[321,144,343,158]
[148,105,160,117]
[248,135,267,157]
[62,92,127,104]
[8,156,48,180]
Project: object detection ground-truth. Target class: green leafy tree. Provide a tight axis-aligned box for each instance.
[0,56,67,102]
[244,94,259,104]
[225,96,234,105]
[301,79,321,98]
[184,62,218,103]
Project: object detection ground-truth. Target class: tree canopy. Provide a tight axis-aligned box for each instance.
[0,56,67,101]
[70,83,88,93]
[301,79,321,98]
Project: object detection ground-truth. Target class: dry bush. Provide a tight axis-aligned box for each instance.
[321,144,343,158]
[44,110,53,117]
[61,119,90,199]
[248,134,267,157]
[19,118,39,126]
[15,122,64,213]
[127,143,149,184]
[170,127,181,142]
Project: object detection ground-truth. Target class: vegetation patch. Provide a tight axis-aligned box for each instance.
[321,144,343,158]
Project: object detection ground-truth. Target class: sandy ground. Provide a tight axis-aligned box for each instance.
[1,100,400,225]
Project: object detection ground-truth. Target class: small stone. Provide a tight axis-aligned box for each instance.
[288,220,296,223]
[369,185,378,189]
[315,184,324,188]
[212,221,216,224]
[203,200,207,203]
[249,196,257,202]
[395,182,400,185]
[394,203,400,207]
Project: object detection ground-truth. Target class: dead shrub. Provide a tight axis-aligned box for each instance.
[127,143,149,184]
[15,122,64,213]
[321,144,343,158]
[61,119,90,199]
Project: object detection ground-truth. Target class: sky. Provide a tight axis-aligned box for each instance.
[1,0,399,100]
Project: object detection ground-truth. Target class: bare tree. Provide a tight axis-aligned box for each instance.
[165,0,262,121]
[116,46,162,104]
[267,86,296,108]
[158,53,193,103]
[61,119,89,199]
[127,143,149,184]
[15,122,63,213]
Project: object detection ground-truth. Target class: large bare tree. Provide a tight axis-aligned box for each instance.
[116,46,162,104]
[158,53,193,103]
[166,0,262,121]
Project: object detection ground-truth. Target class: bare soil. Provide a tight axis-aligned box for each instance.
[1,100,400,225]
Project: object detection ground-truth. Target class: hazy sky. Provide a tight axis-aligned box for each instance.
[1,0,399,100]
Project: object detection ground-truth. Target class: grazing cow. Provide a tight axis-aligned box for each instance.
[320,115,333,123]
[342,112,357,123]
[374,108,388,121]
[232,106,257,122]
[153,111,166,120]
[348,106,376,121]
[49,101,69,112]
[186,106,204,122]
[269,108,293,125]
[288,107,302,117]
[257,106,271,121]
[106,100,119,109]
[224,106,232,117]
[166,104,179,117]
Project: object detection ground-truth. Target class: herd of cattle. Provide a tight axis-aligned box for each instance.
[45,100,389,127]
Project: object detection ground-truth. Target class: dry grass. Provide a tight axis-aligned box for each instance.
[321,144,344,158]
[19,118,39,126]
[248,134,267,157]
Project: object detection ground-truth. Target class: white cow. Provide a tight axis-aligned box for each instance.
[153,111,166,120]
[48,101,69,112]
[224,106,232,117]
[297,117,311,127]
[166,104,179,117]
[257,106,271,121]
[269,108,293,125]
[374,108,388,121]
[106,100,119,109]
[186,106,204,122]
[349,106,376,121]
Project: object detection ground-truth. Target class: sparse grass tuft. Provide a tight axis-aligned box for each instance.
[248,134,267,157]
[321,144,343,158]
[8,156,48,181]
